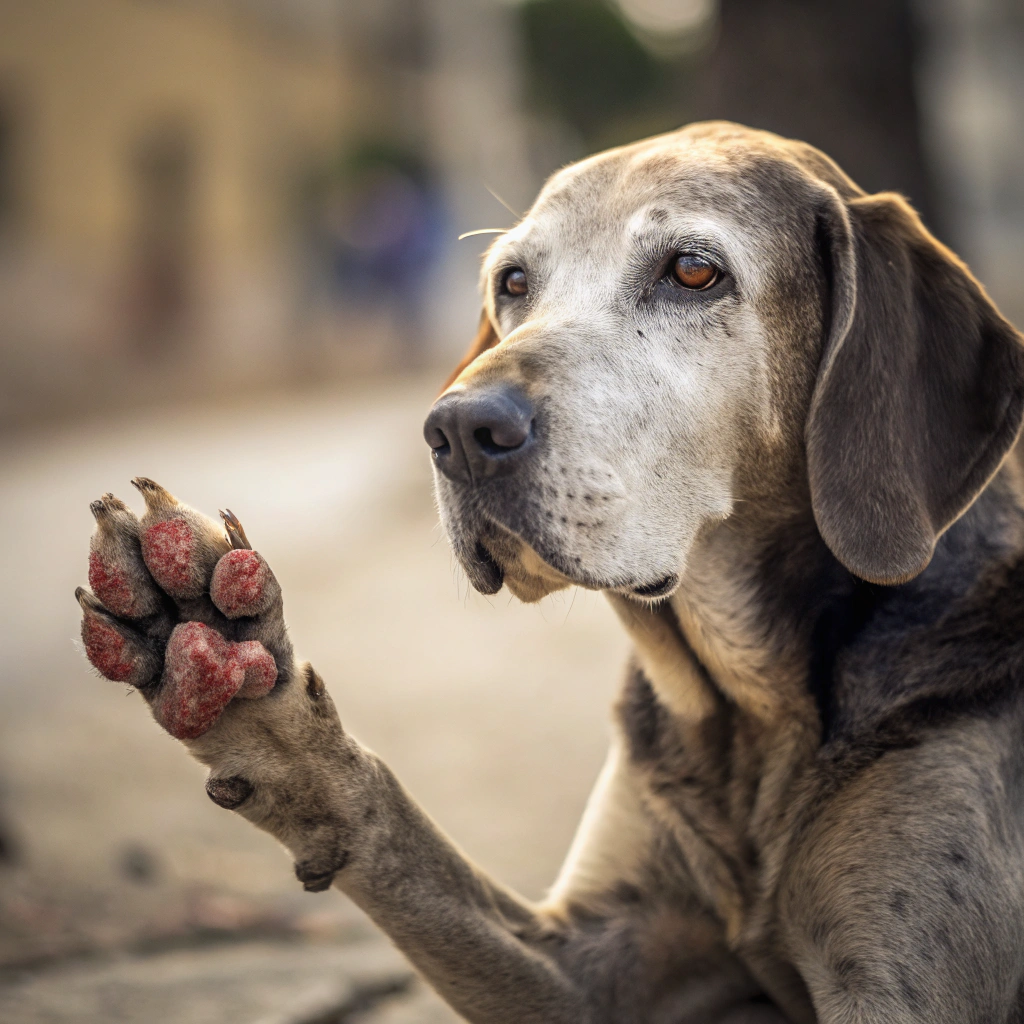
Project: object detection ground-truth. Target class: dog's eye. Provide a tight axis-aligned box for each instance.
[501,268,528,297]
[670,254,719,290]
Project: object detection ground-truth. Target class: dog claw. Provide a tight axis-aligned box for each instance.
[220,509,252,551]
[90,493,136,530]
[131,477,178,513]
[75,586,103,613]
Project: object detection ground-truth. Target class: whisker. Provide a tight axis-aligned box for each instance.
[457,228,508,240]
[484,185,520,218]
[563,586,579,626]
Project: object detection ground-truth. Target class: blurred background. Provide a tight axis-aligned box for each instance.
[0,1,1022,1021]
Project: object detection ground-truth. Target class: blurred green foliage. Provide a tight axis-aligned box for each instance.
[517,0,704,151]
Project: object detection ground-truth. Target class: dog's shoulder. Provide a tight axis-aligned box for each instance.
[826,467,1024,749]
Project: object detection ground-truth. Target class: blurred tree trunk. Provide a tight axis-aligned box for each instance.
[691,0,939,231]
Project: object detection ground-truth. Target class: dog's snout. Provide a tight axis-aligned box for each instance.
[424,386,534,483]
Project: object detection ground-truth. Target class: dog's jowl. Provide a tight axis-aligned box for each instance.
[78,123,1024,1024]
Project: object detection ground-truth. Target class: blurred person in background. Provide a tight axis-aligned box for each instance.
[305,144,447,365]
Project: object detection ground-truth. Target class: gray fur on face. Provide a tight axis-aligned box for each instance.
[78,122,1024,1023]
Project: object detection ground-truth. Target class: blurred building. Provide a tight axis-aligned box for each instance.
[0,0,1021,426]
[0,0,536,424]
[915,0,1024,327]
[0,0,349,421]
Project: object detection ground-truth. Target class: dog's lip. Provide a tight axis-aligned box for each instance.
[466,541,504,595]
[623,574,680,600]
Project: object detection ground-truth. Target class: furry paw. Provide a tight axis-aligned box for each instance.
[77,480,293,739]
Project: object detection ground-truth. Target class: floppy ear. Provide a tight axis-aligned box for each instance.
[807,191,1024,585]
[439,309,500,394]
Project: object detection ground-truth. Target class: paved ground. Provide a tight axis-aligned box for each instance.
[0,374,629,1021]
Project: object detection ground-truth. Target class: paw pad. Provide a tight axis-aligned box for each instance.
[156,622,277,740]
[211,549,275,618]
[88,552,140,619]
[141,518,196,596]
[82,617,138,683]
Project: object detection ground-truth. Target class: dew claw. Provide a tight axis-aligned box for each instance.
[75,586,103,613]
[220,509,252,551]
[206,775,254,810]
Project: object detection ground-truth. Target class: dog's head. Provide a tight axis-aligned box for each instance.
[425,122,1024,603]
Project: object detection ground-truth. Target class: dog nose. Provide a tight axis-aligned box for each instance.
[424,386,534,483]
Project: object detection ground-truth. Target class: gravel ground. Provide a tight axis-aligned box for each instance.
[0,374,629,1021]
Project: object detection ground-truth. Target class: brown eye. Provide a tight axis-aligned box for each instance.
[502,268,528,297]
[671,254,718,290]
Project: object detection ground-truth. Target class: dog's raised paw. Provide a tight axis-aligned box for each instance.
[77,480,294,741]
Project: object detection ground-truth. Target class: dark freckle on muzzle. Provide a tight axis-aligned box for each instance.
[424,386,535,484]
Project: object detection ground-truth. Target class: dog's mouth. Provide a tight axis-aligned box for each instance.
[455,517,680,604]
[627,574,680,600]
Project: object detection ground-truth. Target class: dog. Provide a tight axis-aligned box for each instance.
[77,122,1024,1023]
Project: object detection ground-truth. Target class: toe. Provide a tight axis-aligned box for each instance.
[77,588,161,688]
[210,549,280,619]
[88,493,164,619]
[140,516,198,597]
[134,479,231,601]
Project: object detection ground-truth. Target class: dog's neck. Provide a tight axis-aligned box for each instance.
[651,462,1024,734]
[670,511,817,724]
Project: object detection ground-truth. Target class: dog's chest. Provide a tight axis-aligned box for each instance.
[622,666,817,933]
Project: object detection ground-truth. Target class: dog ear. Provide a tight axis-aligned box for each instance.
[807,191,1024,585]
[439,309,500,394]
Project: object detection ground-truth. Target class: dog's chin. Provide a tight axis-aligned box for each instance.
[500,548,575,603]
[467,530,574,603]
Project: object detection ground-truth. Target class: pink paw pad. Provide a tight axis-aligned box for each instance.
[82,617,137,682]
[88,552,140,619]
[211,549,273,618]
[156,622,277,740]
[141,518,195,596]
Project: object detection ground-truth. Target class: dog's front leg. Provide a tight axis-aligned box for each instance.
[76,483,586,1024]
[193,670,585,1024]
